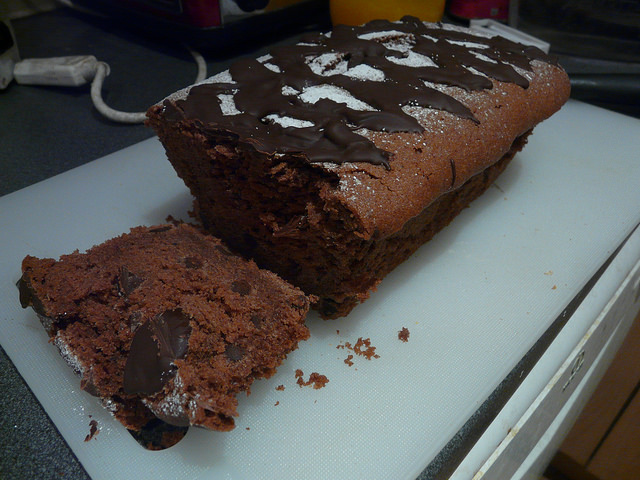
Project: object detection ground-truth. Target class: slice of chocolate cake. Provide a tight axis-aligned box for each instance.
[147,16,571,317]
[19,223,311,432]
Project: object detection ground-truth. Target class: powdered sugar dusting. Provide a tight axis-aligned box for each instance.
[441,22,494,39]
[299,84,375,111]
[143,371,188,422]
[338,174,375,205]
[265,114,314,128]
[54,332,85,376]
[402,104,453,132]
[379,36,414,53]
[462,66,490,80]
[515,63,536,81]
[471,51,498,64]
[212,70,234,84]
[307,52,348,76]
[417,34,439,43]
[358,30,405,41]
[449,39,490,49]
[339,174,363,191]
[218,94,241,115]
[344,64,386,81]
[307,51,386,81]
[282,85,300,96]
[161,69,234,103]
[101,398,118,413]
[188,398,198,423]
[421,79,460,95]
[387,50,437,68]
[263,63,281,73]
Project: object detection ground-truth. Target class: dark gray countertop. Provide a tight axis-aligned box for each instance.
[2,7,638,480]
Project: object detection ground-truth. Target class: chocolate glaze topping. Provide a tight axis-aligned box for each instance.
[118,266,144,297]
[123,310,192,395]
[163,16,556,168]
[17,275,56,334]
[18,275,47,318]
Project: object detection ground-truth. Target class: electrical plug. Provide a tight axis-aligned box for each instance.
[13,55,107,87]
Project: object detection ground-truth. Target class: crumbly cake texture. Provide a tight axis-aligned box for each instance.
[146,16,571,318]
[19,223,311,432]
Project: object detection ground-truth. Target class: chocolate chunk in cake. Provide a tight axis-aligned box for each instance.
[19,223,311,432]
[147,16,570,318]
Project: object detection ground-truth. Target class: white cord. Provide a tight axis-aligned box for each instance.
[90,46,208,124]
[188,46,208,84]
[90,62,146,124]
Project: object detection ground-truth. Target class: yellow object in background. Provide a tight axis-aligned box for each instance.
[330,0,445,26]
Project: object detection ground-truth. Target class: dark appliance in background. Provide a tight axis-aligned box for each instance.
[511,0,640,117]
[448,0,510,21]
[66,0,331,49]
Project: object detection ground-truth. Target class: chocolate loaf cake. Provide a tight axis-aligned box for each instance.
[147,16,571,318]
[19,223,311,432]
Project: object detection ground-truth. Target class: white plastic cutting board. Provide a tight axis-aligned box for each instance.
[1,100,640,480]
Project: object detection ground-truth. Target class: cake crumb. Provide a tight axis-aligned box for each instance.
[276,384,285,391]
[84,419,99,442]
[295,370,329,389]
[165,214,182,226]
[398,327,410,342]
[308,373,329,389]
[353,337,380,359]
[337,337,380,363]
[344,354,354,366]
[274,401,280,406]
